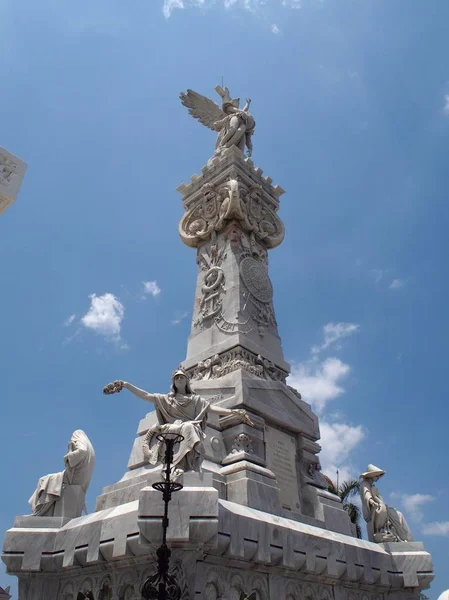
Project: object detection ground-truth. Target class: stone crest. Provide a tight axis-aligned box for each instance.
[240,256,273,303]
[179,178,284,250]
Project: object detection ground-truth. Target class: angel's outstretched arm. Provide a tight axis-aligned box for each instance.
[123,382,158,405]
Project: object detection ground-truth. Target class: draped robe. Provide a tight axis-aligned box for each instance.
[360,479,413,542]
[143,393,210,473]
[29,430,95,516]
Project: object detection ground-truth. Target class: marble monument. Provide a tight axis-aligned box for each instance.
[2,86,433,599]
[0,146,27,215]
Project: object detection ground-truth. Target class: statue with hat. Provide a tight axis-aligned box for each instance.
[104,368,253,479]
[180,85,256,158]
[360,464,413,543]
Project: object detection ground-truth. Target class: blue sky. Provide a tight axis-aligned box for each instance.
[1,0,448,597]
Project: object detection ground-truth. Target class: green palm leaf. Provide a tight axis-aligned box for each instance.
[326,477,363,539]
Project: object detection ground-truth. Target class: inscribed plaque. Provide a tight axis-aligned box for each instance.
[264,426,300,511]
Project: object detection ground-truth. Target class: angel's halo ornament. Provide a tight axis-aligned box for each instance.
[180,85,255,157]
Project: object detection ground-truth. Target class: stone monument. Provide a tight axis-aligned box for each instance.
[0,145,27,215]
[2,86,433,599]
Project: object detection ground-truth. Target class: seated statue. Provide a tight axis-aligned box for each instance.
[28,430,95,517]
[360,464,413,543]
[104,368,253,479]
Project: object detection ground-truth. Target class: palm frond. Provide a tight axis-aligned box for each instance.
[343,502,363,538]
[338,479,360,501]
[343,502,361,522]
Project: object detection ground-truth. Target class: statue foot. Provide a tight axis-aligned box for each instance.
[172,468,184,481]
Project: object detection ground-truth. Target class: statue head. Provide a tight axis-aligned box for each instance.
[215,85,240,113]
[171,368,193,395]
[360,464,385,482]
[223,98,240,114]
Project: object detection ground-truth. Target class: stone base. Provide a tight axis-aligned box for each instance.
[3,494,433,598]
[54,485,85,519]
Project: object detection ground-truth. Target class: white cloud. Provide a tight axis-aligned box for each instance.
[444,94,449,115]
[142,280,161,297]
[288,357,350,413]
[171,311,189,326]
[371,269,383,284]
[81,293,125,341]
[282,0,302,7]
[163,0,184,18]
[311,322,359,355]
[319,420,366,481]
[163,0,299,18]
[421,521,449,536]
[63,314,76,327]
[271,23,280,34]
[391,492,434,523]
[389,278,405,290]
[288,321,365,483]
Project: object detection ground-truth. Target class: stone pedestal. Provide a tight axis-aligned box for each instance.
[53,485,85,519]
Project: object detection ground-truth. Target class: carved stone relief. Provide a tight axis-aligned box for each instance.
[240,257,273,304]
[98,580,113,600]
[302,459,328,489]
[0,153,17,187]
[197,266,225,323]
[180,178,284,250]
[232,433,254,454]
[203,565,268,600]
[188,346,287,382]
[280,579,386,600]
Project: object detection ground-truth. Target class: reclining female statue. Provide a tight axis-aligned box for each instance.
[104,369,253,479]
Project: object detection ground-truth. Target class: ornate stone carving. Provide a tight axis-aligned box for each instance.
[98,580,113,600]
[180,85,255,157]
[190,354,221,379]
[198,266,225,321]
[232,433,254,455]
[242,184,284,250]
[214,311,253,335]
[188,347,287,382]
[194,243,228,329]
[240,257,273,303]
[0,152,17,186]
[245,293,277,331]
[304,460,328,489]
[179,178,284,250]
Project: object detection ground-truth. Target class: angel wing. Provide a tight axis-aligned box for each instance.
[180,89,226,131]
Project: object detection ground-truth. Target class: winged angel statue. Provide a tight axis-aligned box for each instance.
[180,85,256,157]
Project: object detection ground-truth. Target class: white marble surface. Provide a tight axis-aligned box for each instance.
[0,146,27,215]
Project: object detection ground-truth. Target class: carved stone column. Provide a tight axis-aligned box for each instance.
[178,145,288,381]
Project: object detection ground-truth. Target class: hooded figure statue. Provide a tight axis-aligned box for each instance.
[29,430,95,517]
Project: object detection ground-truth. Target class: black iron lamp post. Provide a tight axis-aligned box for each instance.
[141,432,184,600]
